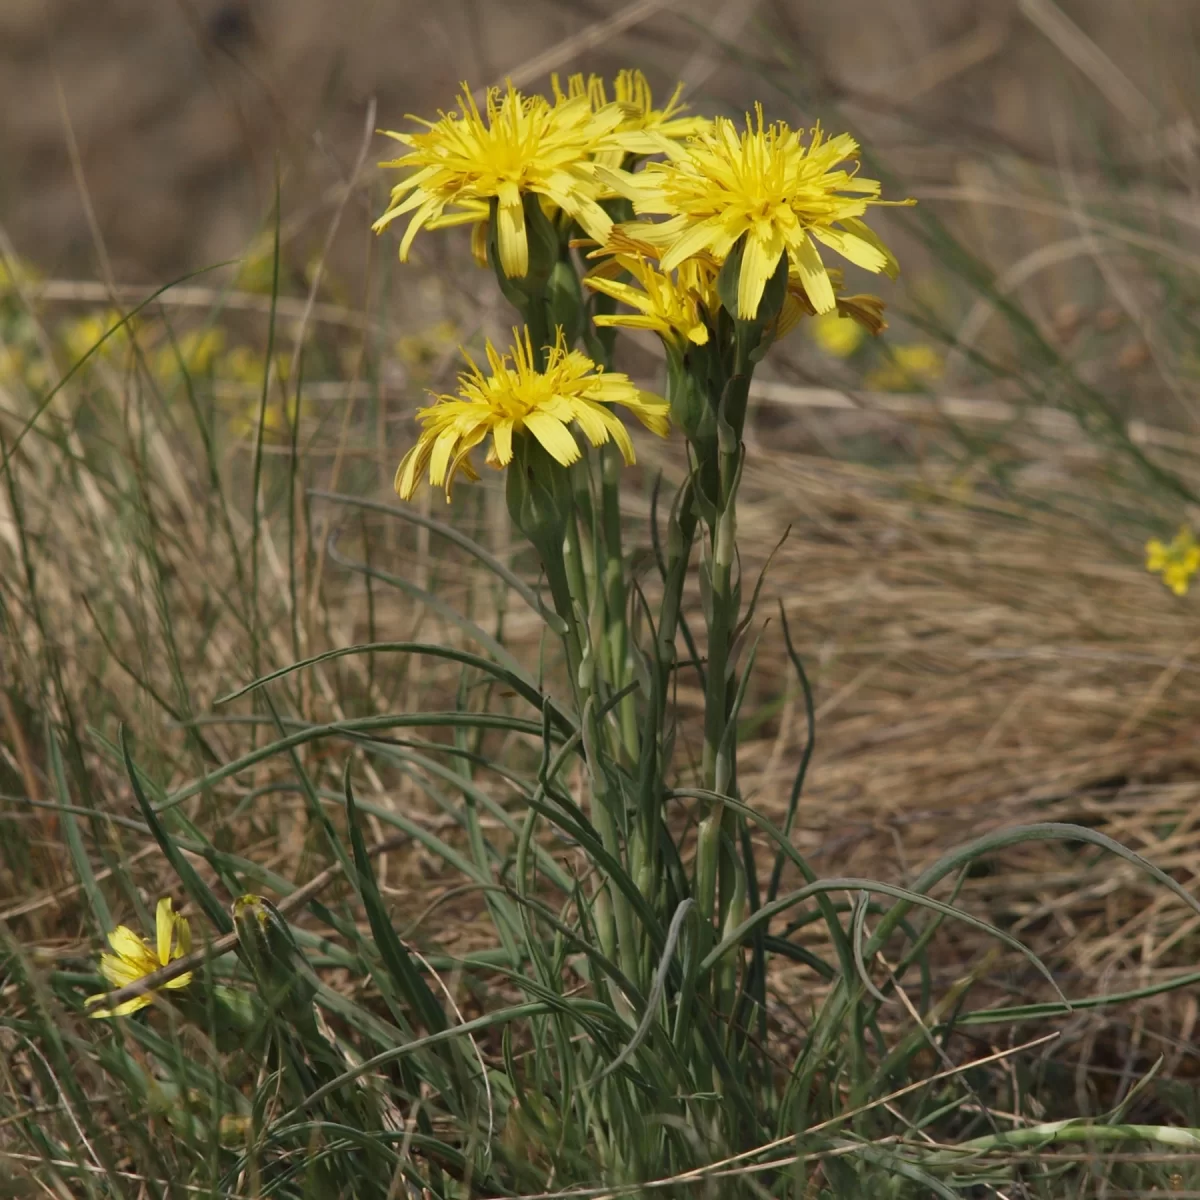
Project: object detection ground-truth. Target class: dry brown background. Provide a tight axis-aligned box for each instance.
[5,0,1200,279]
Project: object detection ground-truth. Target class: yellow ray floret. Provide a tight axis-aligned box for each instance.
[396,327,669,501]
[373,83,626,278]
[605,105,913,319]
[1146,527,1200,596]
[87,898,193,1018]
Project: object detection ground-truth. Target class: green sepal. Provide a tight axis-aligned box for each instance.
[505,431,574,560]
[487,193,561,310]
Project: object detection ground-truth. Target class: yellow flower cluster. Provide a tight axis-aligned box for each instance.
[374,70,909,500]
[1146,527,1200,596]
[373,70,704,279]
[865,342,944,392]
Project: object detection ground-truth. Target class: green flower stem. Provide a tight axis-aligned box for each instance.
[564,514,642,987]
[600,445,638,765]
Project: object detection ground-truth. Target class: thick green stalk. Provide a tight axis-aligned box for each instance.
[600,445,638,764]
[563,516,642,988]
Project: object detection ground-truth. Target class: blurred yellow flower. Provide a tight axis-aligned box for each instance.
[236,235,281,295]
[396,326,668,501]
[1146,527,1200,596]
[0,256,40,295]
[607,106,912,319]
[0,344,26,384]
[60,310,129,366]
[396,319,461,369]
[374,82,627,278]
[809,310,866,357]
[154,328,226,379]
[227,394,306,441]
[86,898,192,1018]
[865,342,943,392]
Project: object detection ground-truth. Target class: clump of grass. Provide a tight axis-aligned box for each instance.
[2,48,1200,1200]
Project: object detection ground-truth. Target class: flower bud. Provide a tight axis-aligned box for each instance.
[232,895,317,1022]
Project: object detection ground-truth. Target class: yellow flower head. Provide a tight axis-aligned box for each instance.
[373,83,626,278]
[552,69,709,159]
[584,229,717,351]
[87,898,192,1018]
[154,328,226,379]
[396,326,669,501]
[865,342,944,392]
[1146,527,1200,596]
[809,311,866,357]
[607,106,912,319]
[60,309,129,366]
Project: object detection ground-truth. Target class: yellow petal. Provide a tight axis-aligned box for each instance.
[523,410,581,466]
[737,231,784,320]
[492,417,515,466]
[789,236,835,315]
[496,185,528,278]
[155,898,175,966]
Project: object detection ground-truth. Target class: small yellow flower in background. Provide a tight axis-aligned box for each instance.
[219,347,307,440]
[606,106,912,319]
[236,235,281,295]
[1146,527,1200,596]
[0,256,40,295]
[810,310,866,358]
[373,82,627,278]
[87,898,192,1018]
[0,343,27,384]
[396,318,462,369]
[60,309,129,366]
[154,328,226,379]
[396,326,669,501]
[865,342,944,392]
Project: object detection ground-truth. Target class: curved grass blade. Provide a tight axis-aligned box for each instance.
[121,726,233,935]
[215,640,570,737]
[343,764,447,1037]
[309,488,557,624]
[324,530,528,677]
[698,875,1065,1006]
[584,897,695,1088]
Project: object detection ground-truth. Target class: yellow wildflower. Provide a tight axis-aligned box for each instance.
[396,326,668,501]
[865,342,943,392]
[552,69,709,160]
[87,898,192,1018]
[154,328,226,379]
[236,234,281,294]
[606,106,911,319]
[373,82,627,278]
[60,310,129,366]
[1146,527,1200,596]
[584,230,717,350]
[810,311,866,357]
